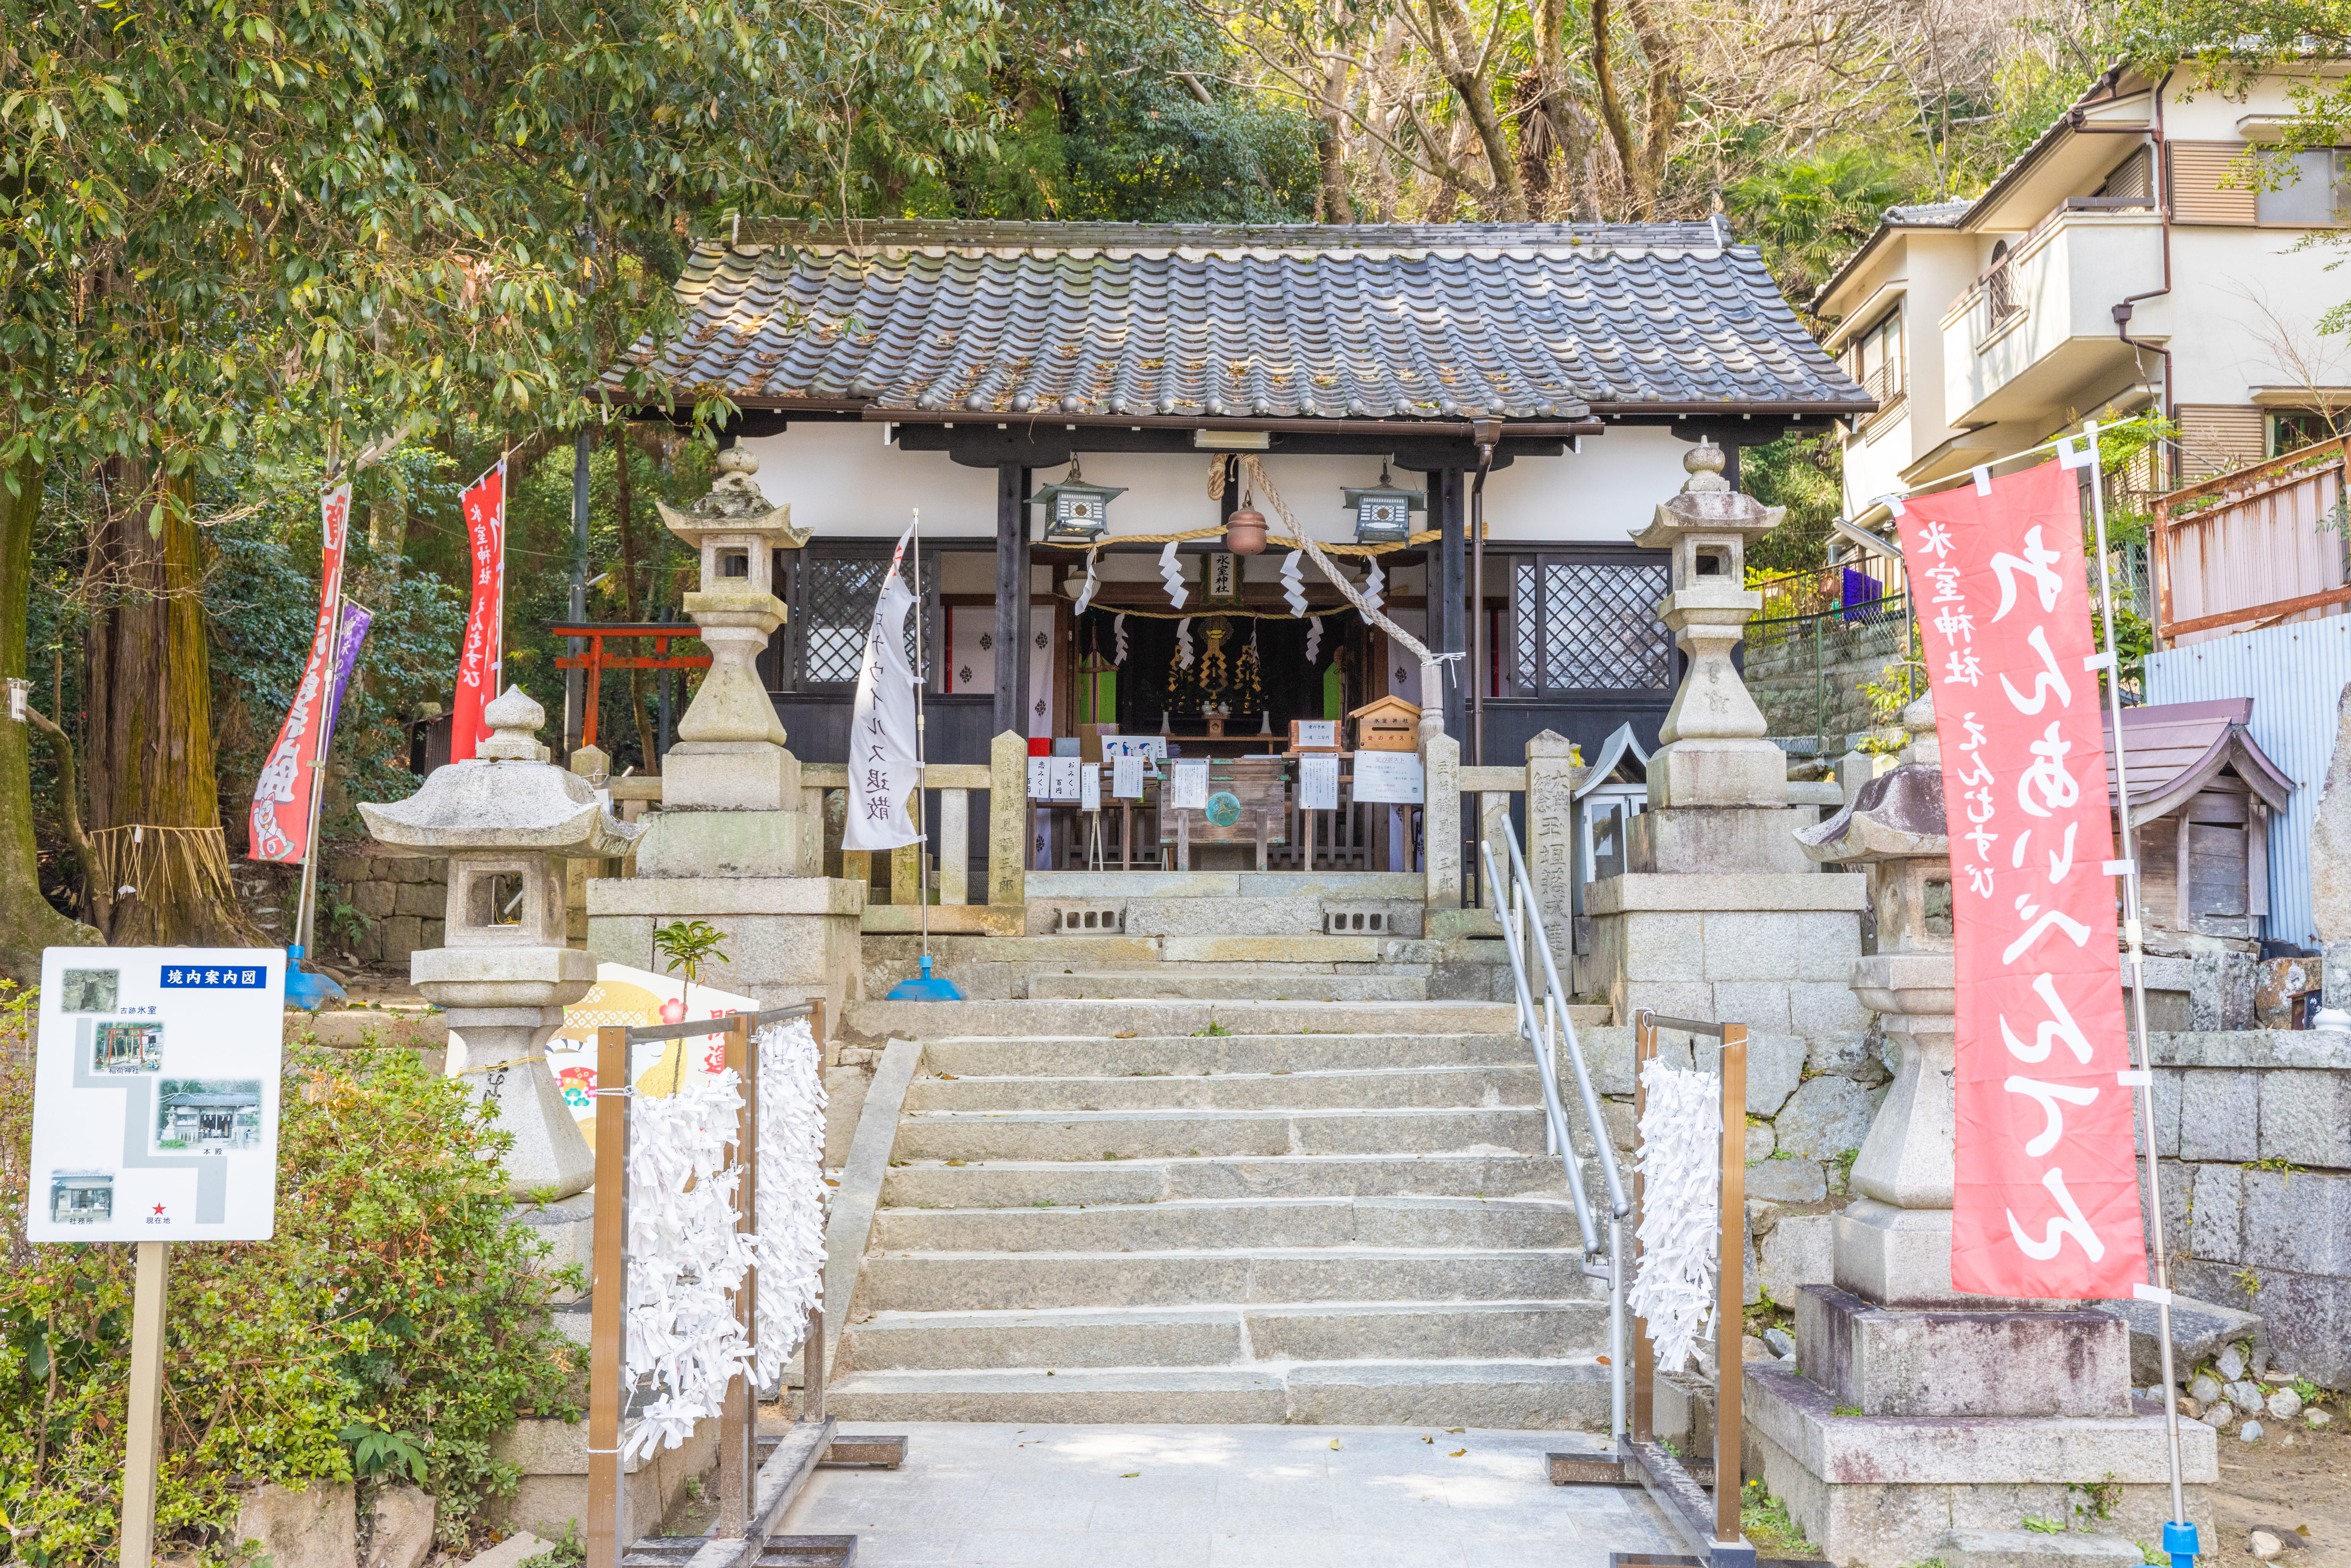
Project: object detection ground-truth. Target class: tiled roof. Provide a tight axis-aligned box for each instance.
[607,221,1872,422]
[1883,201,1970,226]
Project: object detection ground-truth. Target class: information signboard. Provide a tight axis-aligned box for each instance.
[27,947,286,1243]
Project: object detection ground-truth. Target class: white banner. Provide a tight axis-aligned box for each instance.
[843,524,923,852]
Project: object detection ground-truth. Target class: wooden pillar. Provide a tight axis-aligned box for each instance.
[994,463,1031,740]
[1437,469,1466,744]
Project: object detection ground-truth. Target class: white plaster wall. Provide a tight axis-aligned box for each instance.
[739,420,1698,547]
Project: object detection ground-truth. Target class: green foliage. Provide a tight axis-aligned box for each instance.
[1740,1479,1821,1558]
[340,1422,431,1487]
[520,1522,587,1567]
[0,1012,581,1563]
[0,0,1008,502]
[1742,433,1847,579]
[1728,147,1913,303]
[2067,1476,2120,1523]
[651,920,732,996]
[2022,1514,2068,1534]
[1834,1405,1864,1417]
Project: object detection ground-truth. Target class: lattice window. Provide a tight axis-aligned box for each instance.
[1513,557,1673,693]
[786,552,933,690]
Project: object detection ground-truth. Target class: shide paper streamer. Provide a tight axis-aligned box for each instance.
[1625,1056,1721,1374]
[621,1020,829,1460]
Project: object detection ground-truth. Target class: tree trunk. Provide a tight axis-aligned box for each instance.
[0,448,100,978]
[84,468,249,946]
[1316,42,1355,224]
[1421,0,1527,220]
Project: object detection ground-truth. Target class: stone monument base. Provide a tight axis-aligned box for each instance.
[662,739,800,811]
[632,807,817,879]
[1741,1288,2215,1565]
[1627,805,1822,875]
[588,875,867,1020]
[1645,736,1789,808]
[1581,870,1869,1030]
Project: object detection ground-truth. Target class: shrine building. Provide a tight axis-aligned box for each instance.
[606,220,1872,785]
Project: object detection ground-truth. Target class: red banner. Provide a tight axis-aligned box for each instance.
[249,484,353,863]
[1896,459,2145,1300]
[449,460,507,762]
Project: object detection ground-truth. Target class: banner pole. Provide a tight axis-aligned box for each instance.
[292,594,346,959]
[911,509,932,964]
[2081,419,2192,1550]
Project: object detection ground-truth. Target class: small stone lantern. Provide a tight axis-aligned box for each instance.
[1627,441,1785,808]
[657,445,809,808]
[1795,696,1960,1303]
[361,685,642,1200]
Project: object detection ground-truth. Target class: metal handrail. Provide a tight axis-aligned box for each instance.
[1479,813,1629,1441]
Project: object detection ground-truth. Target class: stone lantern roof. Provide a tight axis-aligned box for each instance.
[359,687,643,858]
[1796,698,1948,865]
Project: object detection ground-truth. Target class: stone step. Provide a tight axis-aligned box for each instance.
[838,1299,1609,1371]
[825,1359,1611,1428]
[861,1247,1587,1312]
[841,997,1519,1043]
[919,1032,1532,1078]
[903,1064,1539,1114]
[1026,971,1428,1001]
[891,1105,1548,1162]
[872,1195,1583,1253]
[880,1152,1572,1208]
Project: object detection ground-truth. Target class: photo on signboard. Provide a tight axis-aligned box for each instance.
[154,1078,265,1152]
[59,968,119,1014]
[48,1169,115,1225]
[92,1020,163,1074]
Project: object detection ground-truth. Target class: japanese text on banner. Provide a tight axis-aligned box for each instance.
[449,461,507,763]
[247,484,351,863]
[1896,460,2144,1299]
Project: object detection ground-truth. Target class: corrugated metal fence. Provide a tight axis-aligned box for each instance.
[2146,617,2351,946]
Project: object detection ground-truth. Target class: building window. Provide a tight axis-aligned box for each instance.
[2255,149,2351,226]
[1983,241,2020,329]
[1848,310,1904,406]
[2269,407,2350,457]
[1510,555,1674,696]
[780,549,935,692]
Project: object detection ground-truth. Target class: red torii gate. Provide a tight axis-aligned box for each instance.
[550,621,712,749]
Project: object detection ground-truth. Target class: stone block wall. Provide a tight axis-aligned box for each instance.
[2140,1029,2351,1387]
[320,849,447,969]
[1579,1017,1890,1312]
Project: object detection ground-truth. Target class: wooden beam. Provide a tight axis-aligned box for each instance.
[994,464,1029,738]
[2158,583,2351,640]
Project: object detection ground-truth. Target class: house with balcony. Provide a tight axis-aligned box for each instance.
[1819,60,2351,528]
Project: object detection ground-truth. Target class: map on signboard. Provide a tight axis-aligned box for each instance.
[27,947,286,1243]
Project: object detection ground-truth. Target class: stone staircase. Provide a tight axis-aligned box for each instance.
[826,997,1616,1428]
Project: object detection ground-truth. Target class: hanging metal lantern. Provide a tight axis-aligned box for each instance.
[1032,456,1126,546]
[1342,463,1425,545]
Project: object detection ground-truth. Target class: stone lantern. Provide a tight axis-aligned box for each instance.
[361,685,642,1200]
[1794,696,1958,1302]
[1627,441,1785,809]
[655,443,811,814]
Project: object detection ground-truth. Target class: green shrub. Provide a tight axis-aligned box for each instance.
[1,1005,581,1564]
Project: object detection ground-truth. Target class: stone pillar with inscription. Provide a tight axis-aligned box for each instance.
[1734,698,2215,1565]
[361,686,641,1201]
[1581,443,1868,1035]
[584,447,866,1017]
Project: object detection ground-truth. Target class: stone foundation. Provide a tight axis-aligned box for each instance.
[1742,1359,2214,1566]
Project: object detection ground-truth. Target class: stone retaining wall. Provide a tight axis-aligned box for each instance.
[2143,1029,2351,1386]
[1582,1019,1890,1313]
[320,849,448,968]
